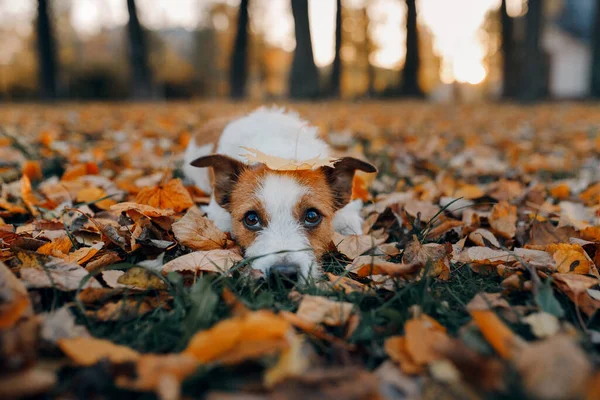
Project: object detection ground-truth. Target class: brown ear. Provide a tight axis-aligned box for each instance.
[322,157,377,209]
[190,155,246,207]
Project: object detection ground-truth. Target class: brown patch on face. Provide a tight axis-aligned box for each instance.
[228,166,268,249]
[291,171,336,260]
[227,166,336,261]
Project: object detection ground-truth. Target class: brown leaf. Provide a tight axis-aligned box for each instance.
[489,201,517,239]
[515,335,592,400]
[347,255,420,277]
[0,367,56,399]
[333,232,388,260]
[135,178,195,212]
[296,295,354,327]
[553,273,600,317]
[110,202,175,218]
[402,237,452,280]
[469,228,500,248]
[76,186,116,210]
[0,261,32,329]
[162,249,243,275]
[172,207,232,250]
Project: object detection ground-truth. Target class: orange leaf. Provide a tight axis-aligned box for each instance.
[489,201,518,239]
[76,187,116,210]
[470,309,524,359]
[58,337,140,366]
[545,243,592,274]
[241,146,338,171]
[37,236,73,258]
[135,178,194,213]
[184,310,291,364]
[22,160,42,181]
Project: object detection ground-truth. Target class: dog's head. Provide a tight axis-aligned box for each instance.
[191,155,376,281]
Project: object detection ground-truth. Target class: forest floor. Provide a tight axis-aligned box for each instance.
[1,101,600,400]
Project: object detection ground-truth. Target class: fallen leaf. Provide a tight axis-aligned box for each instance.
[470,309,525,359]
[515,335,592,400]
[326,273,372,294]
[404,200,440,222]
[296,295,354,327]
[110,202,175,218]
[136,178,194,212]
[558,201,594,231]
[162,249,242,275]
[116,353,199,392]
[469,228,500,248]
[402,237,452,280]
[553,273,600,317]
[76,186,116,210]
[36,236,73,258]
[545,243,592,274]
[0,367,56,399]
[241,146,337,171]
[347,255,420,277]
[522,312,560,339]
[63,242,104,265]
[184,310,292,364]
[0,261,32,329]
[172,207,232,250]
[58,336,140,366]
[333,232,388,260]
[453,247,512,265]
[489,201,517,239]
[41,306,90,343]
[117,267,166,289]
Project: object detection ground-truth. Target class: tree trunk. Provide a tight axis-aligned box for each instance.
[400,0,423,97]
[36,0,58,100]
[230,0,249,98]
[127,0,153,99]
[289,0,320,99]
[330,0,342,97]
[591,0,600,98]
[364,5,375,96]
[519,0,544,102]
[500,0,516,98]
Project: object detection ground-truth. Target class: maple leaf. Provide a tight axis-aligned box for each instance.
[135,178,194,213]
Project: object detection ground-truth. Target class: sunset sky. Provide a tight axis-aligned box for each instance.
[0,0,527,84]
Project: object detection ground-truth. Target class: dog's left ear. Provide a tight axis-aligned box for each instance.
[321,157,377,209]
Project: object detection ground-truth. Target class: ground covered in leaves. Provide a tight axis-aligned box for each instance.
[1,101,600,400]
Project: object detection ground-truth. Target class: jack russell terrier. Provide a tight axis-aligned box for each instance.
[183,107,376,280]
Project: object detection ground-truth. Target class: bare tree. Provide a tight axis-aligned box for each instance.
[399,0,423,97]
[519,0,544,102]
[127,0,153,99]
[289,0,320,99]
[591,0,600,97]
[230,0,249,98]
[36,0,58,99]
[329,0,342,97]
[500,0,516,98]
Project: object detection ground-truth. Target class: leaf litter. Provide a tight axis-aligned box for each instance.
[0,102,600,399]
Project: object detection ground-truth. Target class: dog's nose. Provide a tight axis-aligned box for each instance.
[269,263,299,282]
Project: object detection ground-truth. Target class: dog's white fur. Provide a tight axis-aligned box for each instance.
[183,106,364,276]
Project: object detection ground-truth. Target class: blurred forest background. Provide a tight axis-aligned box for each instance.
[1,0,599,102]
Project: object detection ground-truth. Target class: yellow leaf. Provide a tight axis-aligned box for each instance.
[76,187,116,210]
[240,146,337,171]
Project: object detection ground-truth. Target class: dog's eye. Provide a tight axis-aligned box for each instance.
[243,211,262,230]
[303,209,321,227]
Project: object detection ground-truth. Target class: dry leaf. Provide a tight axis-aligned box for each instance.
[333,232,388,260]
[162,249,242,275]
[469,228,500,248]
[489,201,517,239]
[241,146,337,171]
[523,312,560,339]
[135,178,194,212]
[110,202,175,218]
[515,335,592,400]
[184,310,292,364]
[402,238,452,280]
[545,243,593,274]
[0,261,32,328]
[347,255,420,277]
[470,309,525,359]
[172,207,232,250]
[58,336,140,366]
[0,367,56,399]
[453,247,512,265]
[296,295,354,327]
[553,273,600,317]
[76,186,116,210]
[37,235,73,258]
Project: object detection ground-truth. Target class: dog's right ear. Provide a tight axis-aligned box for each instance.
[191,155,246,208]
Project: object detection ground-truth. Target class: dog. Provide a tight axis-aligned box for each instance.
[183,107,376,280]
